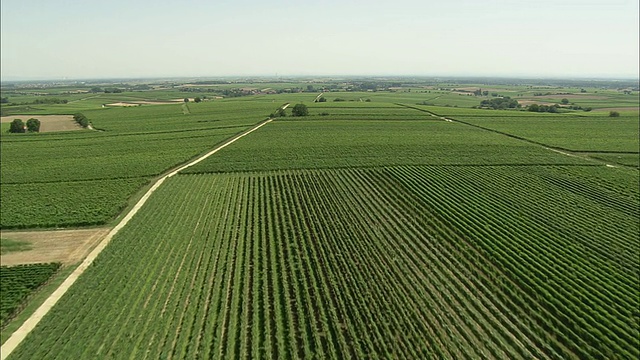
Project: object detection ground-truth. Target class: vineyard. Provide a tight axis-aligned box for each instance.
[183,118,594,175]
[0,101,276,228]
[1,263,61,327]
[2,82,639,359]
[9,165,638,359]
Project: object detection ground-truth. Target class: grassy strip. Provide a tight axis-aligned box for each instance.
[0,238,32,254]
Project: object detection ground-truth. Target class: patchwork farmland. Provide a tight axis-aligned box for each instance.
[1,79,638,359]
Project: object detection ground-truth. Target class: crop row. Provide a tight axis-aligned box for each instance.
[382,165,639,358]
[0,128,242,184]
[10,164,639,359]
[450,115,639,153]
[183,120,593,174]
[1,263,61,327]
[0,177,149,228]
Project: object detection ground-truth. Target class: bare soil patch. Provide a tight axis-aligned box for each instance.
[454,87,506,93]
[0,228,109,266]
[517,100,558,106]
[521,94,607,100]
[595,107,639,112]
[0,115,81,133]
[546,94,607,99]
[105,100,183,107]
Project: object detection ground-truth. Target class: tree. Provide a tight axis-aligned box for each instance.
[73,113,90,128]
[479,96,519,110]
[184,98,189,103]
[0,97,9,103]
[9,119,25,133]
[270,108,286,118]
[291,103,309,117]
[561,98,569,105]
[194,97,202,103]
[609,111,620,117]
[26,118,41,132]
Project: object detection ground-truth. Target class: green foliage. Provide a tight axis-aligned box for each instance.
[31,98,68,105]
[184,118,591,174]
[1,263,61,327]
[527,104,559,113]
[479,96,520,109]
[8,119,25,133]
[0,177,149,228]
[3,82,640,358]
[0,238,32,254]
[270,107,287,118]
[26,118,40,133]
[609,111,620,117]
[0,101,277,228]
[455,115,639,152]
[10,166,638,359]
[1,97,9,104]
[73,113,89,128]
[291,103,309,117]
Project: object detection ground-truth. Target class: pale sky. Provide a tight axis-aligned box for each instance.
[1,0,638,80]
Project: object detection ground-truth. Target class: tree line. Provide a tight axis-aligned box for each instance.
[8,118,40,133]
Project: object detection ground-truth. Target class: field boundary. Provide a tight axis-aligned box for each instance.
[397,104,629,168]
[0,115,278,360]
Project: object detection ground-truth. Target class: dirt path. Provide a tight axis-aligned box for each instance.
[400,104,621,167]
[0,114,280,360]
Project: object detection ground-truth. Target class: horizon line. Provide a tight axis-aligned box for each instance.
[2,74,639,83]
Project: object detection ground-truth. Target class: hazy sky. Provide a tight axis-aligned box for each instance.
[1,0,638,80]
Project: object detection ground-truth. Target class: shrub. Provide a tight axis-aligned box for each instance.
[291,103,309,117]
[73,113,90,128]
[9,119,25,133]
[26,118,41,132]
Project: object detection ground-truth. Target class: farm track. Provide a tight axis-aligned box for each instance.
[396,103,633,168]
[4,95,638,359]
[5,164,638,359]
[0,116,277,360]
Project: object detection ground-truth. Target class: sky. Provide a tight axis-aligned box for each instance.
[1,0,639,80]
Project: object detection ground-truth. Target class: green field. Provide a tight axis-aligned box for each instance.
[1,78,639,359]
[0,101,277,228]
[8,165,638,359]
[183,117,594,174]
[447,114,639,153]
[1,263,61,327]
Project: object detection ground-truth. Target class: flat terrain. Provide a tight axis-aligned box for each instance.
[105,100,183,106]
[0,79,638,359]
[0,115,81,132]
[0,228,109,266]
